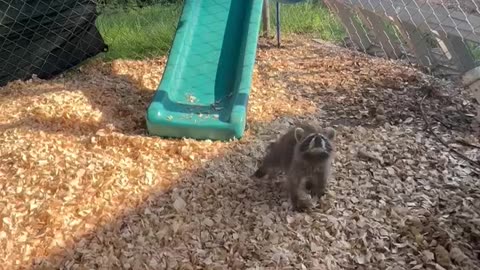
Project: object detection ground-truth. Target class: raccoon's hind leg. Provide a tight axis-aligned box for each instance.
[252,142,277,179]
[252,166,268,178]
[252,165,280,179]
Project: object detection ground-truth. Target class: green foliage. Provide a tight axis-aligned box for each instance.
[96,1,346,60]
[269,2,346,42]
[468,42,480,62]
[96,3,182,60]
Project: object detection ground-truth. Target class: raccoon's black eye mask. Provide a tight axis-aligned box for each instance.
[298,133,332,153]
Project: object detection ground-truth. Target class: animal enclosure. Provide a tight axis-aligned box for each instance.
[1,0,480,269]
[325,0,480,73]
[319,0,480,121]
[2,0,480,119]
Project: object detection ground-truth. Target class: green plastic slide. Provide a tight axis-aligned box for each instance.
[146,0,264,141]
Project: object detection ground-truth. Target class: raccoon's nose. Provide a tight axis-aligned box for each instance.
[304,151,329,161]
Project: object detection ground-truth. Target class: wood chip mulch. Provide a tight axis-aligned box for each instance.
[1,36,479,270]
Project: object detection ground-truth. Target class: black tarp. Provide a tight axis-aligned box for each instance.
[0,0,108,86]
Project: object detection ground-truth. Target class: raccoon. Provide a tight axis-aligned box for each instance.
[287,126,336,211]
[252,122,318,179]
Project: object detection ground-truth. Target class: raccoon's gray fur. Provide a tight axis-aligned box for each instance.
[252,122,318,179]
[287,127,336,211]
[253,122,336,211]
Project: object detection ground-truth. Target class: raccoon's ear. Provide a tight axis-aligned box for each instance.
[294,127,305,143]
[322,127,336,140]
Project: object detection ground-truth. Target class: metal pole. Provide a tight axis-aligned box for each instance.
[276,1,280,48]
[262,0,270,37]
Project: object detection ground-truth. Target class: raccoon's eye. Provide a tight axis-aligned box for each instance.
[299,134,316,152]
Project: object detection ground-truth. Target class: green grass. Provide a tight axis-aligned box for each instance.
[267,2,346,42]
[468,42,480,62]
[96,3,182,61]
[96,2,345,60]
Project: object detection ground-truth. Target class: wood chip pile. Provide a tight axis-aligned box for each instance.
[0,37,479,270]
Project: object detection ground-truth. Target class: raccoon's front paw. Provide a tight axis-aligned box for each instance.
[292,198,313,212]
[305,179,313,191]
[311,187,326,198]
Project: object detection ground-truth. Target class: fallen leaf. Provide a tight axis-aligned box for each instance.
[173,197,187,212]
[435,245,451,268]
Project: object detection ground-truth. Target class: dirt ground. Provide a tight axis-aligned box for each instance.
[1,37,479,270]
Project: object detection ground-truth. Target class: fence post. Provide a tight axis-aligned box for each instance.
[262,0,270,37]
[355,7,403,59]
[433,31,476,73]
[324,0,372,53]
[393,20,438,68]
[463,67,480,124]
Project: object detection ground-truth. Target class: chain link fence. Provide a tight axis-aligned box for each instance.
[0,0,107,86]
[318,0,480,120]
[0,0,184,86]
[321,0,480,75]
[1,0,480,84]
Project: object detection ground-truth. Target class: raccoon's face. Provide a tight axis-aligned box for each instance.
[298,133,333,161]
[294,127,335,163]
